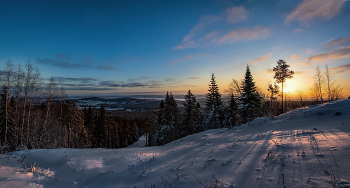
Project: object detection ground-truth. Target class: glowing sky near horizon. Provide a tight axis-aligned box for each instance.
[0,0,349,97]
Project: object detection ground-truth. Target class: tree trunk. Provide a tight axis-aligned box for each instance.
[281,81,284,114]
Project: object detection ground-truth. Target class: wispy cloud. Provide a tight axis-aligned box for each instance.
[126,77,151,82]
[97,65,115,70]
[224,6,248,23]
[309,46,350,62]
[182,15,222,43]
[304,48,313,54]
[215,26,269,45]
[174,6,248,49]
[36,58,90,69]
[199,30,221,41]
[174,41,199,50]
[36,54,116,70]
[167,54,208,66]
[53,77,98,84]
[294,28,304,33]
[99,80,122,87]
[47,75,193,91]
[289,54,302,59]
[285,0,343,24]
[187,77,201,79]
[329,64,350,74]
[299,62,309,67]
[247,53,272,63]
[326,36,350,49]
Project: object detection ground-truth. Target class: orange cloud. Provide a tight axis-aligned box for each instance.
[285,0,343,24]
[309,46,350,62]
[299,62,309,67]
[290,54,302,59]
[216,26,269,45]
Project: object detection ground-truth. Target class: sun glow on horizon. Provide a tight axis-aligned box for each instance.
[283,88,289,93]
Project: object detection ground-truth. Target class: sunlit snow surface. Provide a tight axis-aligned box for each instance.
[1,99,350,188]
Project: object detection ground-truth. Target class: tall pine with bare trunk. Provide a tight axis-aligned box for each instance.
[273,60,294,114]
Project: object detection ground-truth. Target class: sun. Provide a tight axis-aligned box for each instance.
[283,87,289,93]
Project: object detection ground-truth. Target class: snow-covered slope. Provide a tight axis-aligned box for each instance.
[1,99,350,188]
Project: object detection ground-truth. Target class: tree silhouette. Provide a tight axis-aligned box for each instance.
[273,60,294,114]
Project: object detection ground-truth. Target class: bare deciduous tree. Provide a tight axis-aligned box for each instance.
[315,66,324,103]
[26,67,41,145]
[1,61,14,144]
[226,79,242,95]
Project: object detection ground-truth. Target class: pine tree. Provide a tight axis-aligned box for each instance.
[273,60,294,114]
[223,93,238,127]
[94,104,106,148]
[84,106,95,146]
[156,100,164,125]
[128,120,138,144]
[239,65,261,124]
[155,91,179,145]
[205,73,222,111]
[204,73,222,129]
[163,92,179,127]
[182,90,200,134]
[110,118,119,148]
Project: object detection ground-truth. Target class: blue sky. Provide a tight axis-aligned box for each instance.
[1,0,349,97]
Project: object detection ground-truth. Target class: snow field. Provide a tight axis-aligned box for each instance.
[0,99,349,187]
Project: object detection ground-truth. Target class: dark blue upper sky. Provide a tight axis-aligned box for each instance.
[1,0,349,96]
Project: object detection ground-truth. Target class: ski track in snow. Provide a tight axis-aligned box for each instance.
[0,99,349,188]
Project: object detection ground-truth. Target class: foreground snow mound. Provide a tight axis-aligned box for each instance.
[1,99,349,188]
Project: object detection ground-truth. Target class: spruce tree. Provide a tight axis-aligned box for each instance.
[223,93,238,127]
[182,90,199,134]
[84,106,95,145]
[156,100,164,125]
[239,65,261,124]
[94,104,106,148]
[204,73,222,129]
[205,73,222,111]
[110,119,119,148]
[156,91,179,145]
[163,92,178,127]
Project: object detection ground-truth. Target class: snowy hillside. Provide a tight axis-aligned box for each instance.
[1,99,350,188]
